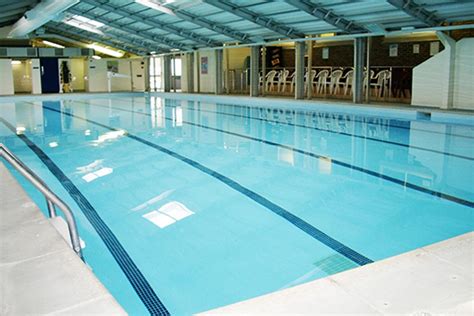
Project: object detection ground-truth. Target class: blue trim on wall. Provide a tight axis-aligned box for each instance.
[0,118,170,316]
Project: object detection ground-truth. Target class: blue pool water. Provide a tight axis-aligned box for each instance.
[1,94,473,315]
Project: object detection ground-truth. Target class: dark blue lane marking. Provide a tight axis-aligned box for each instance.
[0,118,170,316]
[111,96,474,139]
[98,99,473,161]
[39,105,374,266]
[80,101,474,208]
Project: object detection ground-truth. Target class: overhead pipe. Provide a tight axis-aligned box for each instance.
[8,0,79,38]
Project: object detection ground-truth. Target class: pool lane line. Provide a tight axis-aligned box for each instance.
[38,104,374,266]
[0,118,171,316]
[78,101,474,208]
[89,99,472,161]
[108,96,474,140]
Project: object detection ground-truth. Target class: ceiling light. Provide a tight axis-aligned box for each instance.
[72,15,104,28]
[88,44,124,58]
[63,15,104,35]
[135,0,176,16]
[49,141,59,148]
[92,55,102,60]
[42,40,65,49]
[11,60,22,65]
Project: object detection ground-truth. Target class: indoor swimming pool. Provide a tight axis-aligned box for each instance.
[0,94,473,315]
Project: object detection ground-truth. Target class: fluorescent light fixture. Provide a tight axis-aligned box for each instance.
[64,19,104,34]
[48,141,59,148]
[84,129,91,135]
[63,15,104,35]
[88,44,124,58]
[149,51,156,54]
[72,15,104,28]
[16,126,26,134]
[92,55,102,60]
[11,60,22,65]
[42,40,65,48]
[135,0,176,16]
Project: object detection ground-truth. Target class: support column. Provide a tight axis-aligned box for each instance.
[365,37,371,103]
[215,49,223,94]
[306,39,313,99]
[186,52,194,92]
[250,45,260,97]
[194,51,200,93]
[163,55,171,92]
[295,41,305,100]
[353,37,367,104]
[261,46,266,96]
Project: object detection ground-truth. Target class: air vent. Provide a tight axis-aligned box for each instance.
[55,48,63,56]
[27,48,36,57]
[0,48,6,57]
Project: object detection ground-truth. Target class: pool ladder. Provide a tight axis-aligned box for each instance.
[0,143,83,260]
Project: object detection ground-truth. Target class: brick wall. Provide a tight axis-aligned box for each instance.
[278,37,444,68]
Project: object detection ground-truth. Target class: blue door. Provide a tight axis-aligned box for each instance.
[40,58,60,93]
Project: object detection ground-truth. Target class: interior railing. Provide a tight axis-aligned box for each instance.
[0,143,83,260]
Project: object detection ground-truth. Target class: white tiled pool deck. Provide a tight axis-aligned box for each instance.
[202,232,473,315]
[0,163,126,315]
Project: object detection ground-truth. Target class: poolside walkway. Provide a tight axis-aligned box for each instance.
[202,232,474,315]
[0,163,126,315]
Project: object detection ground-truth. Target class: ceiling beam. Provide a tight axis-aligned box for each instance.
[134,0,253,43]
[202,0,305,39]
[81,0,221,47]
[44,24,149,55]
[284,0,368,34]
[67,7,192,50]
[387,0,444,26]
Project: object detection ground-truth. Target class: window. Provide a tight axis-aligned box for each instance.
[149,56,163,91]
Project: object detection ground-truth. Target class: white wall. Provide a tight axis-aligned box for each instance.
[131,58,146,91]
[31,59,41,94]
[225,47,250,70]
[412,37,474,110]
[0,59,14,95]
[70,58,85,91]
[453,38,474,110]
[181,53,189,92]
[86,58,108,92]
[198,50,216,93]
[12,60,32,93]
[111,59,132,91]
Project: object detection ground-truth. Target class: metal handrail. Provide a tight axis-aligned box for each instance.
[0,143,83,260]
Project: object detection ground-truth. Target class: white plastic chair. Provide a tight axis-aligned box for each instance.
[278,69,290,92]
[343,70,354,95]
[314,70,329,94]
[264,70,278,92]
[305,69,317,93]
[371,70,391,97]
[328,69,344,95]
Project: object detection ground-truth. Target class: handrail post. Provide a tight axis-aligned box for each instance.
[46,198,57,217]
[0,143,84,260]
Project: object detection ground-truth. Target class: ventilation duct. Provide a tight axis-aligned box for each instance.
[8,0,79,38]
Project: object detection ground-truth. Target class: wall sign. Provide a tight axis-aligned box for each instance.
[200,56,208,74]
[322,47,329,60]
[413,44,420,54]
[389,44,398,57]
[430,42,440,56]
